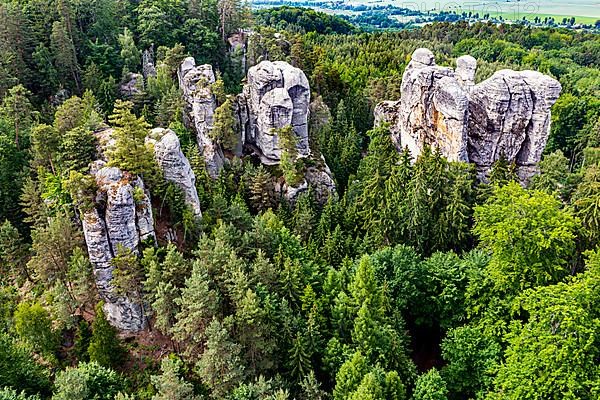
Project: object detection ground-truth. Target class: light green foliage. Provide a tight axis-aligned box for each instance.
[441,325,501,399]
[118,28,141,74]
[13,302,57,358]
[334,352,406,400]
[88,302,125,369]
[0,388,41,400]
[573,165,600,247]
[487,249,600,400]
[412,369,448,400]
[0,333,51,397]
[52,362,123,400]
[474,182,579,293]
[107,100,156,178]
[151,356,200,400]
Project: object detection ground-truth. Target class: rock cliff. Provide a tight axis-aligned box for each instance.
[82,164,155,332]
[375,48,561,182]
[238,60,311,164]
[178,57,225,178]
[147,128,202,217]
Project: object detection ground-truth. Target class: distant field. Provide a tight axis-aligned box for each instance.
[384,0,600,18]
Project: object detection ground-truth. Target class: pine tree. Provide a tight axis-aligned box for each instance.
[171,261,219,356]
[196,317,246,399]
[0,85,33,149]
[118,28,140,74]
[107,100,156,178]
[50,20,80,92]
[249,165,275,213]
[111,244,144,304]
[151,357,200,400]
[211,97,238,151]
[30,124,60,173]
[88,302,125,369]
[0,220,30,283]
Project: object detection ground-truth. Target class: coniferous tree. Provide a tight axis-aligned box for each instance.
[88,302,125,369]
[196,317,246,399]
[107,100,156,178]
[151,357,201,400]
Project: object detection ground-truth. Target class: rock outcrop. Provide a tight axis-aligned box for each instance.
[147,128,202,217]
[120,72,144,98]
[82,164,155,332]
[178,58,336,203]
[178,57,225,178]
[466,69,562,181]
[375,48,561,182]
[238,60,311,164]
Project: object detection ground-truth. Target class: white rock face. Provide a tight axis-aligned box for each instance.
[239,60,310,164]
[178,57,225,178]
[147,128,202,217]
[376,48,562,182]
[397,48,470,162]
[467,69,562,180]
[82,165,155,332]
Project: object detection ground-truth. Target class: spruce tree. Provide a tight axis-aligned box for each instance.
[88,302,125,369]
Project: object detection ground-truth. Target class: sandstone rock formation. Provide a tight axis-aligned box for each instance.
[375,48,561,182]
[238,60,311,164]
[147,128,202,217]
[178,57,225,178]
[467,69,562,181]
[82,164,155,331]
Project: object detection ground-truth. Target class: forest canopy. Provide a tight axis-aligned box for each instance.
[0,2,599,400]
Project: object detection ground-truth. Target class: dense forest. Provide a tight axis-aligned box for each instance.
[1,2,599,400]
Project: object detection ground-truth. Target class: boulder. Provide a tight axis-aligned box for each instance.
[239,60,310,164]
[82,165,155,332]
[147,128,202,217]
[178,57,225,178]
[375,48,562,183]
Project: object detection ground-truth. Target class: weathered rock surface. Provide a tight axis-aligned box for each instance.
[238,60,311,164]
[120,72,143,98]
[397,48,470,162]
[467,69,562,180]
[147,128,202,217]
[375,48,561,182]
[82,165,155,332]
[142,47,157,79]
[178,57,225,178]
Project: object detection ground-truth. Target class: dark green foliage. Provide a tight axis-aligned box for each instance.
[256,7,356,34]
[88,302,126,369]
